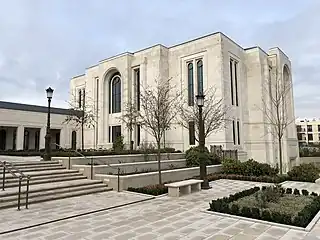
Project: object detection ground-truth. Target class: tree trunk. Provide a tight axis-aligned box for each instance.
[278,138,283,175]
[157,141,162,184]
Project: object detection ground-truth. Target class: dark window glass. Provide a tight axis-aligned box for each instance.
[112,126,121,143]
[78,89,82,108]
[189,121,195,145]
[307,125,312,132]
[112,76,121,113]
[237,120,240,145]
[137,124,141,146]
[135,69,140,111]
[35,130,40,150]
[71,131,77,150]
[230,59,234,105]
[234,61,239,106]
[197,60,203,95]
[232,121,236,145]
[308,133,313,141]
[24,130,29,150]
[0,129,6,150]
[108,126,111,143]
[187,63,194,106]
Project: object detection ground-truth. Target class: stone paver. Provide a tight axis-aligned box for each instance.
[1,179,320,239]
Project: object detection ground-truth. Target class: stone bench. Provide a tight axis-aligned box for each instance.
[165,179,204,197]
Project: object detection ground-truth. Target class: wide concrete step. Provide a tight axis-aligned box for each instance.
[0,163,63,170]
[0,161,60,167]
[0,183,108,203]
[1,166,66,173]
[0,179,104,198]
[0,186,112,209]
[3,172,83,183]
[2,175,87,188]
[0,169,79,179]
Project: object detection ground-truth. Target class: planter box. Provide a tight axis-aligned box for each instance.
[94,164,222,191]
[54,153,185,168]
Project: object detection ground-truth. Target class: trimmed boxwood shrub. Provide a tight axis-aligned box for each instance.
[293,189,300,195]
[185,146,220,167]
[222,158,278,177]
[287,163,320,183]
[286,188,292,194]
[206,173,288,184]
[209,187,320,227]
[127,184,168,196]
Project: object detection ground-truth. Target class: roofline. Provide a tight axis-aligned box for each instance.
[0,101,80,116]
[99,52,133,64]
[269,47,289,59]
[244,46,269,56]
[71,73,85,79]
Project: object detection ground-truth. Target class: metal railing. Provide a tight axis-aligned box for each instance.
[52,144,121,192]
[0,161,30,210]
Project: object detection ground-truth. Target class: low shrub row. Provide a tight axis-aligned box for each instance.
[127,184,168,196]
[287,163,320,183]
[185,146,221,167]
[206,173,289,184]
[209,186,320,227]
[222,158,278,177]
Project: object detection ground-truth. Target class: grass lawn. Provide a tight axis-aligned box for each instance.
[232,192,314,217]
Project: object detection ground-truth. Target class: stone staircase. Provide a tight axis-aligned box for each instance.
[0,160,112,209]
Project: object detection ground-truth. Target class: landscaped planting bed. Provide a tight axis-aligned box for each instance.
[128,184,168,196]
[209,185,320,228]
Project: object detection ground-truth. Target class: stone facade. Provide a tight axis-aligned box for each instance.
[71,32,298,171]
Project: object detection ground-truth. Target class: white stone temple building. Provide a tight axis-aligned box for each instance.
[69,32,299,170]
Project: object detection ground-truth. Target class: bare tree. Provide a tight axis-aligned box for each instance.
[117,101,138,151]
[261,67,294,174]
[64,86,97,151]
[177,87,228,142]
[138,77,180,184]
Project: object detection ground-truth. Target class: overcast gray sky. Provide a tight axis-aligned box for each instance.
[0,0,319,118]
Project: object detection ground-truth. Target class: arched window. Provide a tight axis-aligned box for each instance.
[197,60,203,95]
[187,62,194,106]
[109,74,121,113]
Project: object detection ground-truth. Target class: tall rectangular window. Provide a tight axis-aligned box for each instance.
[82,89,85,109]
[230,59,234,105]
[308,133,313,141]
[134,68,140,111]
[78,89,82,108]
[137,124,141,146]
[237,120,240,145]
[232,120,236,145]
[108,126,111,143]
[112,126,121,143]
[307,125,312,132]
[187,62,194,106]
[189,121,195,145]
[234,61,239,106]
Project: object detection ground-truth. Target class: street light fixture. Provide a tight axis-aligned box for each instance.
[44,87,54,161]
[196,94,210,189]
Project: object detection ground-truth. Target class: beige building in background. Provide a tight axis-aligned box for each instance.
[296,118,320,146]
[70,32,299,171]
[0,101,80,151]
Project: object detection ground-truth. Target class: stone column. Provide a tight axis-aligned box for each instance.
[16,126,24,150]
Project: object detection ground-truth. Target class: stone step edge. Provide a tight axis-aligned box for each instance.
[2,172,83,183]
[0,169,79,179]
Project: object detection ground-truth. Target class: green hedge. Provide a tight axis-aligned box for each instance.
[287,163,320,183]
[0,148,181,157]
[207,173,289,183]
[185,146,221,167]
[128,184,168,196]
[222,158,278,177]
[209,186,320,227]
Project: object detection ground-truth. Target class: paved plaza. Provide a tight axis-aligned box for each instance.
[1,180,320,239]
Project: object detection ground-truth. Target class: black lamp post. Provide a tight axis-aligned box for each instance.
[196,94,210,189]
[44,87,54,161]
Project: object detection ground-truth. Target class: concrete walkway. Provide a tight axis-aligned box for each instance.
[1,180,320,239]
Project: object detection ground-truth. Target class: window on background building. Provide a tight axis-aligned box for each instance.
[23,130,29,150]
[318,125,320,132]
[108,126,111,143]
[232,121,236,145]
[189,121,195,145]
[298,133,303,141]
[110,75,121,113]
[230,59,234,105]
[307,125,312,132]
[234,61,239,106]
[71,131,77,150]
[197,60,203,95]
[237,120,240,145]
[308,133,313,141]
[187,62,194,106]
[134,68,140,111]
[112,126,121,143]
[137,124,141,146]
[297,126,302,132]
[78,89,82,108]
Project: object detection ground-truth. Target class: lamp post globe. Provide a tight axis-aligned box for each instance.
[44,87,54,161]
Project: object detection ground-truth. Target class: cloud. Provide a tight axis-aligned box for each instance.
[0,0,319,118]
